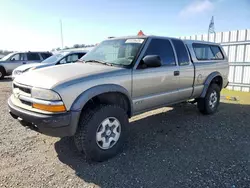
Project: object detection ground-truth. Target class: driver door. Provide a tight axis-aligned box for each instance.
[132,38,180,113]
[5,53,26,74]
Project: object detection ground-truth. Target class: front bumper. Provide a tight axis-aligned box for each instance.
[8,98,80,137]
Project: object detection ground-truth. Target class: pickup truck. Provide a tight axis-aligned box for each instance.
[8,36,229,161]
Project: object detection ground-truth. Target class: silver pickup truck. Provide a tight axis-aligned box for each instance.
[8,36,229,161]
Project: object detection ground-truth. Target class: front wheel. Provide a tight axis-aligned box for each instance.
[74,105,128,162]
[197,84,220,115]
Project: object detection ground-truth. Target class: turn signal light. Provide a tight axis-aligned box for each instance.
[32,103,66,112]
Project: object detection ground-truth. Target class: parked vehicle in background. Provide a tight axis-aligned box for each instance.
[8,36,229,162]
[12,51,87,79]
[0,51,52,79]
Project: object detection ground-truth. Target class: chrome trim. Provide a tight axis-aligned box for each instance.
[19,95,64,106]
[13,81,32,89]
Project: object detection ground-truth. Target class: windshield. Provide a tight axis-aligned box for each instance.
[80,38,145,67]
[0,53,15,61]
[41,53,66,64]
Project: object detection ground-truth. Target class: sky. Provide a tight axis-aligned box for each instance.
[0,0,249,51]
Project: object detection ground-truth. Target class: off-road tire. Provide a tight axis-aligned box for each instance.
[74,105,128,162]
[197,84,220,115]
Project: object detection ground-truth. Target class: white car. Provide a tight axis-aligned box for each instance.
[12,50,87,79]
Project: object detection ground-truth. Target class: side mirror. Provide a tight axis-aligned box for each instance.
[10,58,15,61]
[142,55,162,68]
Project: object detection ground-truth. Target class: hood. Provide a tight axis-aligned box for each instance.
[15,63,41,72]
[14,63,125,89]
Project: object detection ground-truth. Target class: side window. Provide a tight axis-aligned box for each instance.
[10,54,21,61]
[193,44,214,60]
[67,54,79,63]
[171,39,190,66]
[144,39,176,66]
[193,43,224,60]
[27,53,41,61]
[78,53,86,59]
[210,46,224,59]
[20,53,26,61]
[59,54,79,64]
[59,57,67,64]
[41,53,52,59]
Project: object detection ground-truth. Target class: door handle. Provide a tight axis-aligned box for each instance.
[22,62,26,64]
[174,71,180,76]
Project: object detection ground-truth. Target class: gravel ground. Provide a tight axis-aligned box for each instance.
[1,78,250,188]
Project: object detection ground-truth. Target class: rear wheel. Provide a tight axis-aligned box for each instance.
[0,67,5,79]
[74,105,128,162]
[197,84,220,115]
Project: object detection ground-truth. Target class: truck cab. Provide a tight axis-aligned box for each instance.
[8,36,229,161]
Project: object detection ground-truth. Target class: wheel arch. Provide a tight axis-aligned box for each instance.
[200,72,223,98]
[70,84,133,117]
[0,65,7,74]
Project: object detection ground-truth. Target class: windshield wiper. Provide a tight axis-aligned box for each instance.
[84,60,113,66]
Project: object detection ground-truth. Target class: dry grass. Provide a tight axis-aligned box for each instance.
[221,89,250,105]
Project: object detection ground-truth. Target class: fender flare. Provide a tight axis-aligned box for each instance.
[70,84,133,114]
[200,72,222,98]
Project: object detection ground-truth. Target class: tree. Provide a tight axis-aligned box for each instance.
[73,44,80,48]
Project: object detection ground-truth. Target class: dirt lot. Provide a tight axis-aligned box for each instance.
[1,78,250,188]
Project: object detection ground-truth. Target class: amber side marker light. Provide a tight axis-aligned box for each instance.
[33,103,66,112]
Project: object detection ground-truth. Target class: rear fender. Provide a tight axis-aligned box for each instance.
[200,72,222,98]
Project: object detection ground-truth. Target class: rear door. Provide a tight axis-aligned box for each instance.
[171,39,194,100]
[132,38,180,113]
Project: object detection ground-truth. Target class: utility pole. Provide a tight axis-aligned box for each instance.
[60,20,64,49]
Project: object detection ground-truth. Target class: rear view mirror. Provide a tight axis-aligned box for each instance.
[142,55,162,68]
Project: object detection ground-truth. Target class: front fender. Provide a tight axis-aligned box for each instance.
[200,72,222,98]
[70,84,132,112]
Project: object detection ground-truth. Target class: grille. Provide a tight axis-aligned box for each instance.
[13,83,31,94]
[20,99,32,106]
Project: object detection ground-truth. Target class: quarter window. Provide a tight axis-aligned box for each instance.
[210,46,224,59]
[172,39,190,66]
[144,39,176,66]
[193,43,224,60]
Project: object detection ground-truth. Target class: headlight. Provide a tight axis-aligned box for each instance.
[13,70,22,75]
[31,88,61,101]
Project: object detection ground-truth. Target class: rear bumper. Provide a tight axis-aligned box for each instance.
[8,98,80,137]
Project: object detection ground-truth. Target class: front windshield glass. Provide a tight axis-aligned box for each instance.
[0,53,15,61]
[80,38,145,66]
[41,53,66,63]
